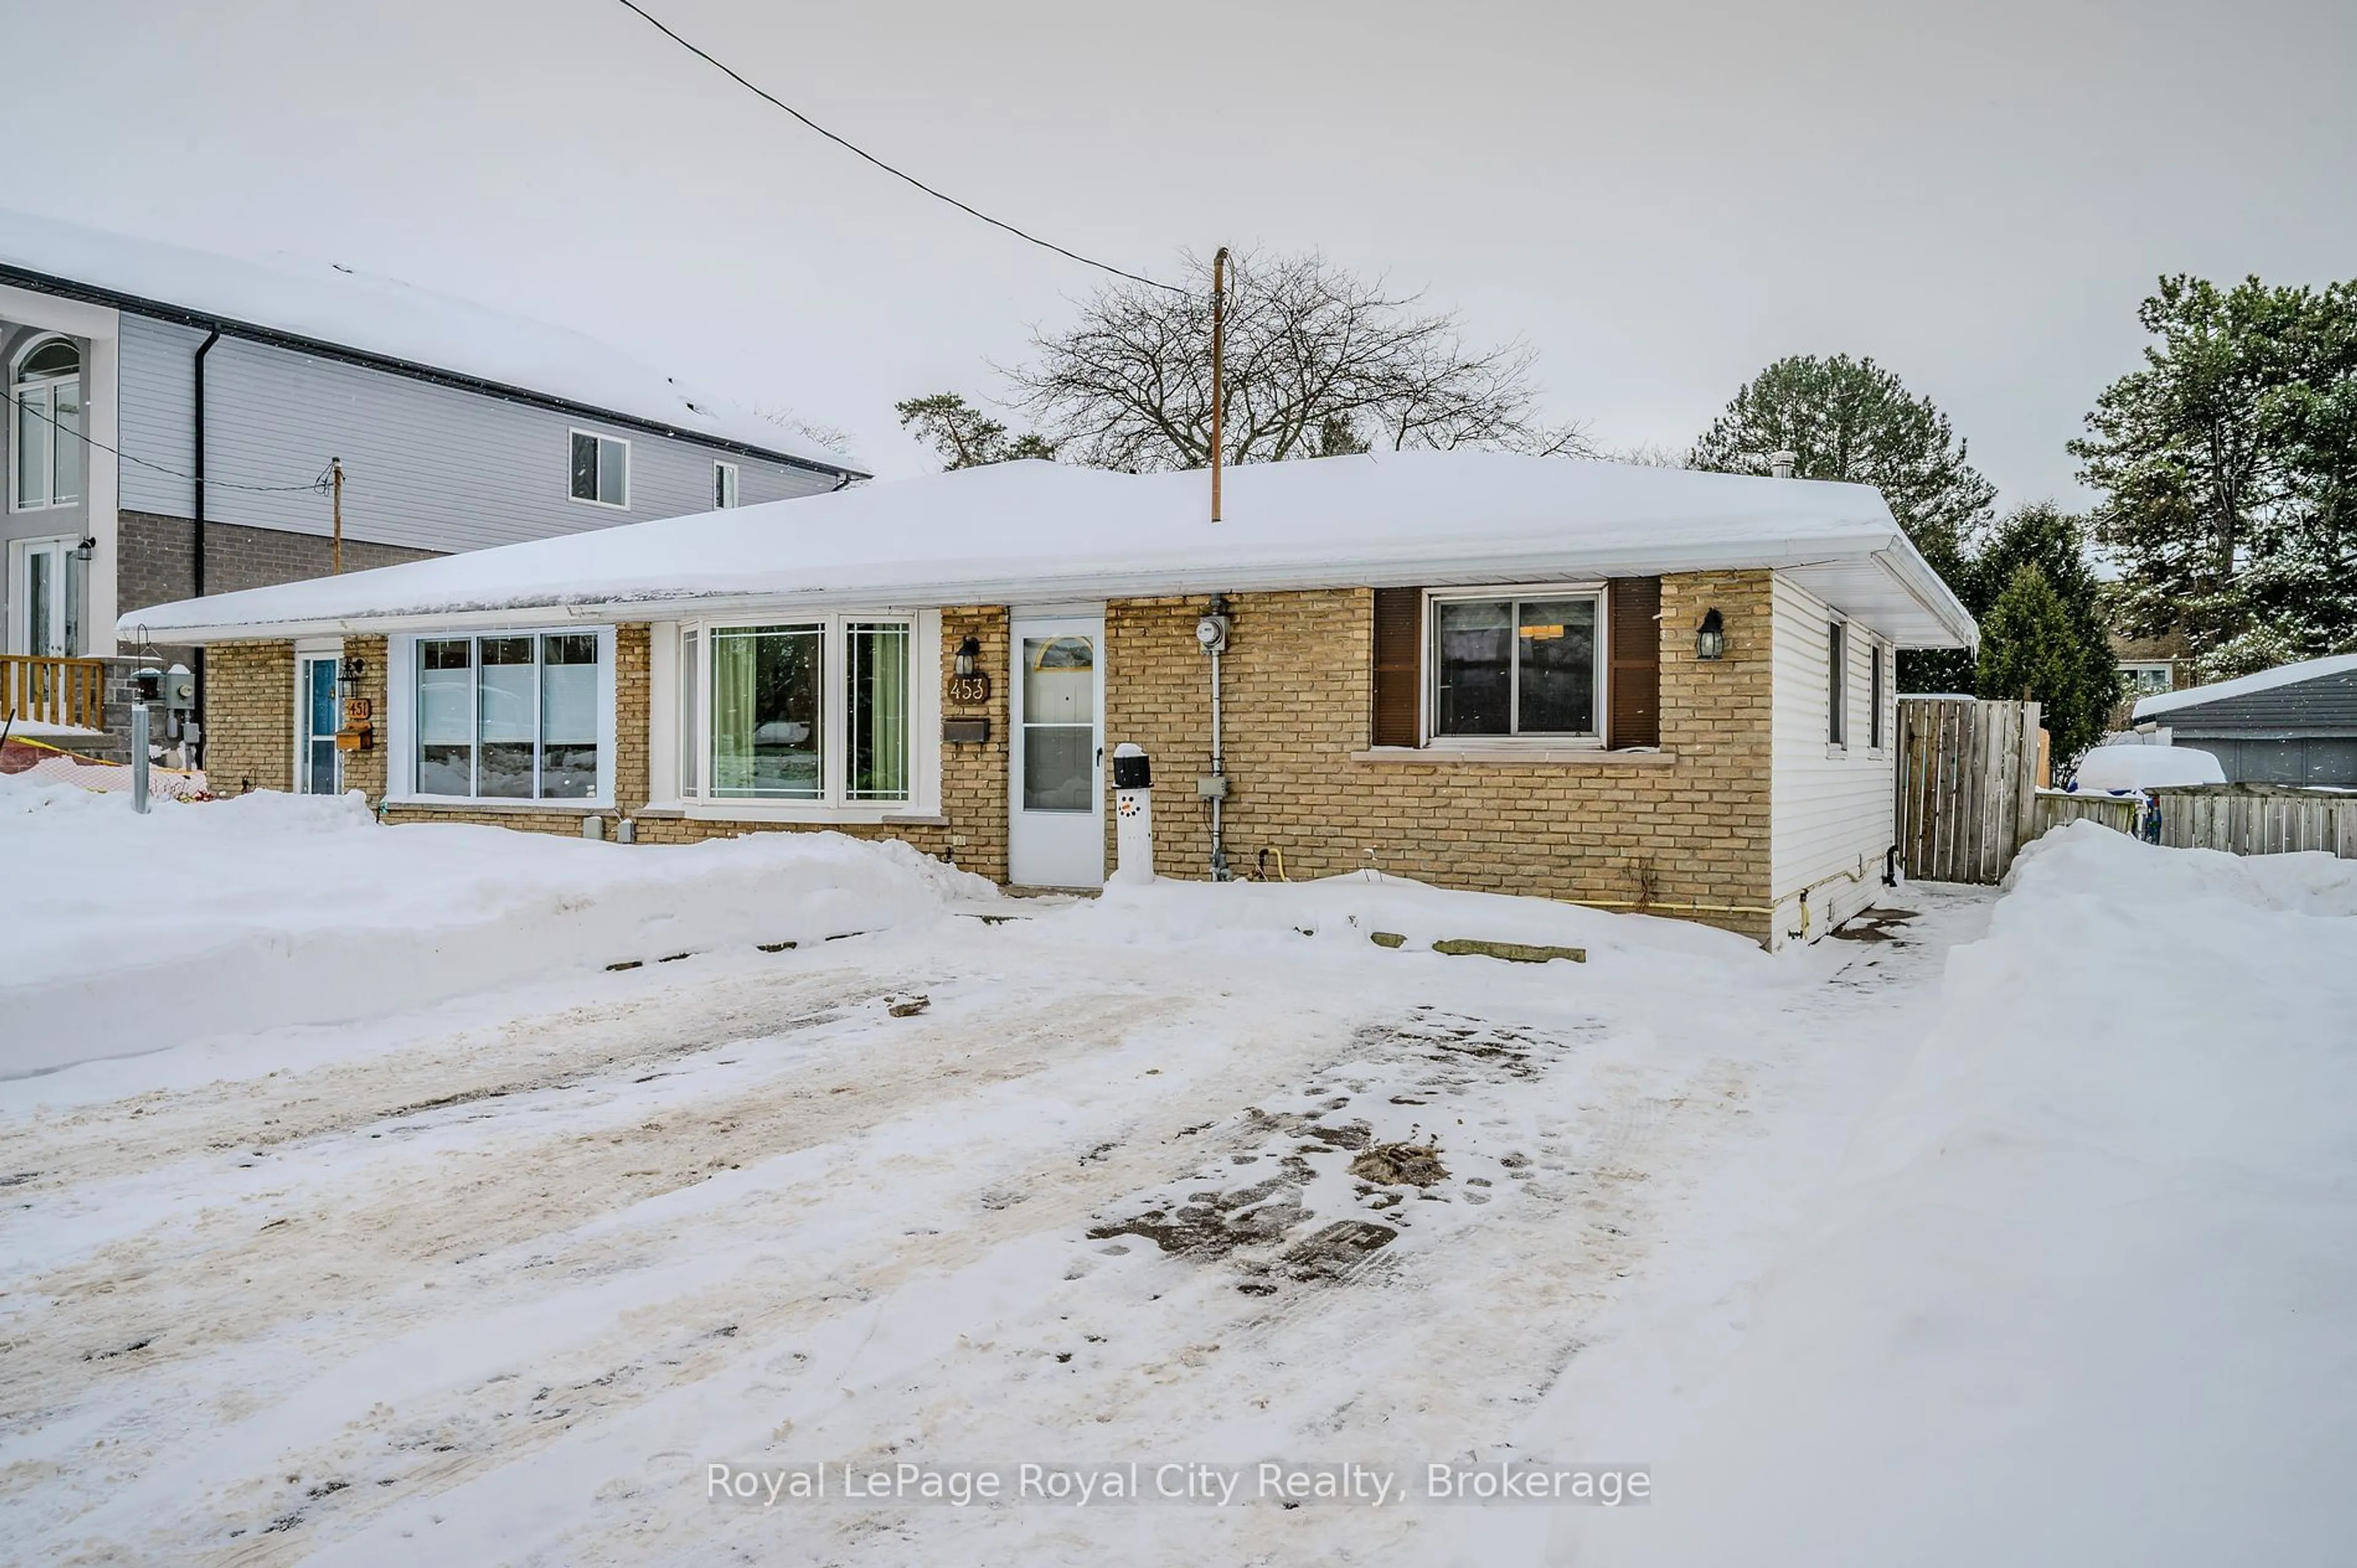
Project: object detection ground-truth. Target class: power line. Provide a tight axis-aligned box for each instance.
[611,0,1182,295]
[8,390,331,495]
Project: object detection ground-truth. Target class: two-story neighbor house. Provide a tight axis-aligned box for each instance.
[1,209,862,770]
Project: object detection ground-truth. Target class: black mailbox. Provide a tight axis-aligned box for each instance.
[1111,750,1152,790]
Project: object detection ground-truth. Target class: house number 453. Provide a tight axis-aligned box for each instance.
[945,673,991,706]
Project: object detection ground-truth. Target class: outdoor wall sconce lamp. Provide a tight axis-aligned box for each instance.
[74,536,96,563]
[954,635,981,679]
[1695,608,1725,661]
[337,655,368,700]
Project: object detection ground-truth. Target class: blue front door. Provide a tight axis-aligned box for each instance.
[301,655,341,794]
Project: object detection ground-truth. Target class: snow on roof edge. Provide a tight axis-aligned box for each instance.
[114,453,1978,649]
[0,209,862,475]
[2133,652,2357,719]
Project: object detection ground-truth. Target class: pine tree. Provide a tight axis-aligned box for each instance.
[1968,508,2124,767]
[895,393,1056,471]
[1976,563,2092,753]
[1689,354,1995,690]
[2072,276,2357,680]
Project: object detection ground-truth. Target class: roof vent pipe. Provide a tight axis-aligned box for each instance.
[1769,450,1797,480]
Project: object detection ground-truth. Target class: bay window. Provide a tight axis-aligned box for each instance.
[1430,589,1603,740]
[413,630,608,800]
[678,616,917,808]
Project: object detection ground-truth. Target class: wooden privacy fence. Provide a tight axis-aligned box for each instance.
[2149,783,2357,859]
[2030,788,2140,840]
[1895,697,2043,884]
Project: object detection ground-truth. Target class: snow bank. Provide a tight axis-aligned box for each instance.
[0,778,992,1077]
[2071,742,2227,791]
[1544,824,2357,1565]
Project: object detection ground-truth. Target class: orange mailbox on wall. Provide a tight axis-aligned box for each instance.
[337,696,374,752]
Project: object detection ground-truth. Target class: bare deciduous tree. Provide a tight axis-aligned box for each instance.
[1002,249,1587,471]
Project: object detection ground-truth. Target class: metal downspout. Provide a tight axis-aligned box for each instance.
[191,327,220,754]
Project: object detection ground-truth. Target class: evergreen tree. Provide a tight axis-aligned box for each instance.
[1689,354,1995,690]
[2072,275,2357,680]
[895,393,1056,471]
[1969,507,2124,768]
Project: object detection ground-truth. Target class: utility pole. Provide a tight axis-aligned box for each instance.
[1210,247,1228,523]
[330,457,345,574]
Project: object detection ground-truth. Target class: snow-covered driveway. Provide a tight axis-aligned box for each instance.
[0,798,1979,1566]
[7,793,2352,1566]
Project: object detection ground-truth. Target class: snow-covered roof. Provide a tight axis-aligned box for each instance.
[118,450,1978,647]
[0,209,856,474]
[2133,654,2357,720]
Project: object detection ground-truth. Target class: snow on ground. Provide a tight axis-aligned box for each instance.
[0,779,987,1077]
[1,791,2350,1565]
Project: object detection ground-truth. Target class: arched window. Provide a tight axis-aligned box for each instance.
[13,335,84,509]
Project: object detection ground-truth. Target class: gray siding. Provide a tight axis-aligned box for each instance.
[2171,734,2357,788]
[117,315,838,550]
[2158,670,2357,787]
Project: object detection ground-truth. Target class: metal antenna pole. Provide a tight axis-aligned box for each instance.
[1210,247,1228,523]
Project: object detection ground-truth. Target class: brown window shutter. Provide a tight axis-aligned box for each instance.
[1608,576,1661,748]
[1371,588,1422,747]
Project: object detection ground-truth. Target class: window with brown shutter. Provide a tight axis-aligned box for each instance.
[1607,576,1662,748]
[1371,588,1423,747]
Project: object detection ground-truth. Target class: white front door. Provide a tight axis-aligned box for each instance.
[1008,615,1104,888]
[9,536,83,656]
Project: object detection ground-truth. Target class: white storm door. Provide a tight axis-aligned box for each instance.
[1008,615,1104,887]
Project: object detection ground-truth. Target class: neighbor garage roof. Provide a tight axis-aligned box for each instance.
[118,450,1978,647]
[2134,654,2357,724]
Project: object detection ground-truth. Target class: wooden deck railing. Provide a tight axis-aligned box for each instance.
[1,655,109,731]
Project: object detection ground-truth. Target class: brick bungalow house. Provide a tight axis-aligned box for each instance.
[118,450,1976,949]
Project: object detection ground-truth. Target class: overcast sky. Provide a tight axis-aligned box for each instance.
[8,0,2353,503]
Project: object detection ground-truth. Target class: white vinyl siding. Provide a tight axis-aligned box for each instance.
[114,315,838,550]
[1768,572,1893,947]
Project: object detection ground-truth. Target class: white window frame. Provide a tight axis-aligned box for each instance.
[663,611,941,823]
[2121,661,2173,697]
[11,334,83,512]
[1420,583,1608,749]
[384,625,618,808]
[293,637,345,796]
[567,428,631,510]
[1827,618,1849,750]
[6,534,85,656]
[1868,638,1887,753]
[713,460,740,509]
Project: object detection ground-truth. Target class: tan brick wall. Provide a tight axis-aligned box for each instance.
[196,584,1778,938]
[1102,574,1776,940]
[202,641,295,795]
[339,635,390,801]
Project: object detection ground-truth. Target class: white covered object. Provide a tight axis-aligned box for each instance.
[2072,743,2227,792]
